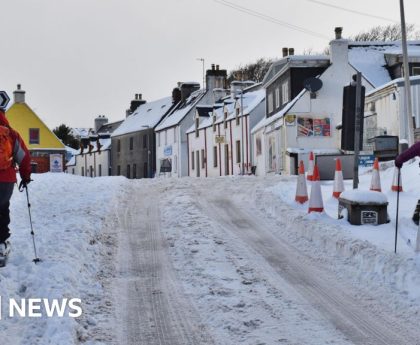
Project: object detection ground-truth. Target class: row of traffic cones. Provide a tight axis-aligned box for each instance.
[295,154,403,213]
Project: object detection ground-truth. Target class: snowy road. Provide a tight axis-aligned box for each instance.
[110,177,420,345]
[112,183,214,345]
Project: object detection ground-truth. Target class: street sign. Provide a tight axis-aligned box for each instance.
[0,91,10,110]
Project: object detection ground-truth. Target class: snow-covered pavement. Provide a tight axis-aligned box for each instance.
[2,163,420,344]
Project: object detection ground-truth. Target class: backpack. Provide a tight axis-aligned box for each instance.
[0,126,13,170]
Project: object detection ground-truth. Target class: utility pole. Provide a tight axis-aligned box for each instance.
[399,0,415,148]
[196,58,205,90]
[353,72,362,189]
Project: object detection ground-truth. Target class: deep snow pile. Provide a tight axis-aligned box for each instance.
[268,159,420,315]
[0,173,125,345]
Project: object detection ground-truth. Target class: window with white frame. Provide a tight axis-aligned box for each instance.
[268,93,274,113]
[282,81,289,105]
[157,132,161,147]
[275,87,280,108]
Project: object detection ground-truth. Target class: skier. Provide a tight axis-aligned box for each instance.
[0,109,31,258]
[394,141,420,168]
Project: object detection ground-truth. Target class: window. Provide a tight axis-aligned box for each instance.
[129,137,134,150]
[117,165,121,175]
[90,166,93,177]
[275,87,280,108]
[133,164,137,179]
[191,151,195,170]
[117,140,121,152]
[127,165,131,179]
[143,134,148,149]
[72,168,75,175]
[195,117,200,138]
[282,81,289,105]
[29,128,40,144]
[224,112,228,129]
[213,116,217,132]
[413,67,420,76]
[213,146,218,167]
[174,128,177,143]
[98,164,102,177]
[81,167,84,176]
[268,93,274,113]
[236,140,241,163]
[173,155,177,173]
[158,132,161,147]
[201,149,205,169]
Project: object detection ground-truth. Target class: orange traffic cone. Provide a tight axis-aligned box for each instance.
[307,151,314,181]
[295,160,308,203]
[332,158,344,198]
[391,167,402,192]
[308,164,324,213]
[370,158,382,192]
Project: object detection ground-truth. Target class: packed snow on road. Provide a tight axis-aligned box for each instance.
[1,160,420,344]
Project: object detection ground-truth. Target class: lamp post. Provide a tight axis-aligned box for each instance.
[399,0,414,148]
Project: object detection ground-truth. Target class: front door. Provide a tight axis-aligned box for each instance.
[224,144,229,175]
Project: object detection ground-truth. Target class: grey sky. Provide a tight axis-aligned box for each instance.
[1,0,419,129]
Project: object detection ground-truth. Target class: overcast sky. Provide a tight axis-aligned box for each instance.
[1,0,419,129]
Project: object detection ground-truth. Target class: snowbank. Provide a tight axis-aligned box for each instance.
[0,173,125,344]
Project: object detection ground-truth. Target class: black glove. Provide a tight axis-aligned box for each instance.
[19,179,31,191]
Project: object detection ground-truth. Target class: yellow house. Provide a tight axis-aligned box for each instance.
[6,85,65,173]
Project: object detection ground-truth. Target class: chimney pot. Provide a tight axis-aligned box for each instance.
[138,93,142,100]
[211,64,215,70]
[335,27,343,39]
[17,84,21,90]
[288,48,294,56]
[282,47,288,57]
[216,64,219,70]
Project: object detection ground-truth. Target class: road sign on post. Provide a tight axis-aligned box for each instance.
[0,91,10,110]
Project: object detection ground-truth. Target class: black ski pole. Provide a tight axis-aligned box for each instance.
[394,168,401,254]
[23,185,41,263]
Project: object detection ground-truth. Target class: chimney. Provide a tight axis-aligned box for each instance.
[94,115,108,133]
[335,27,343,40]
[282,47,288,57]
[206,63,227,91]
[180,82,200,102]
[288,48,294,56]
[13,84,25,103]
[128,93,146,115]
[172,87,182,104]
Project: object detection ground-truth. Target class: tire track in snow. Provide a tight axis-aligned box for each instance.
[191,180,419,345]
[112,183,214,345]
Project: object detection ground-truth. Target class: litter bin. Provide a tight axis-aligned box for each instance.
[338,190,388,225]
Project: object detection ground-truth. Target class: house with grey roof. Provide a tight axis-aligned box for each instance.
[111,94,176,178]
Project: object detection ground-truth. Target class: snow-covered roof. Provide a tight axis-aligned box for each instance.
[112,97,173,137]
[155,90,205,131]
[365,75,420,97]
[74,138,111,156]
[251,89,305,134]
[263,56,329,86]
[185,89,266,134]
[348,41,420,88]
[71,127,91,138]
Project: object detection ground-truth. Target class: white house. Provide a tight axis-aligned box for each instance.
[155,64,228,177]
[186,86,265,177]
[251,28,420,175]
[67,135,112,177]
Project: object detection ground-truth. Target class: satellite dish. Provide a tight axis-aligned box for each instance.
[303,77,323,93]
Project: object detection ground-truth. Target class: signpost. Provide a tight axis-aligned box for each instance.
[0,91,10,110]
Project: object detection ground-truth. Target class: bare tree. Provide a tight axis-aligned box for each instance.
[228,58,274,84]
[351,23,420,41]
